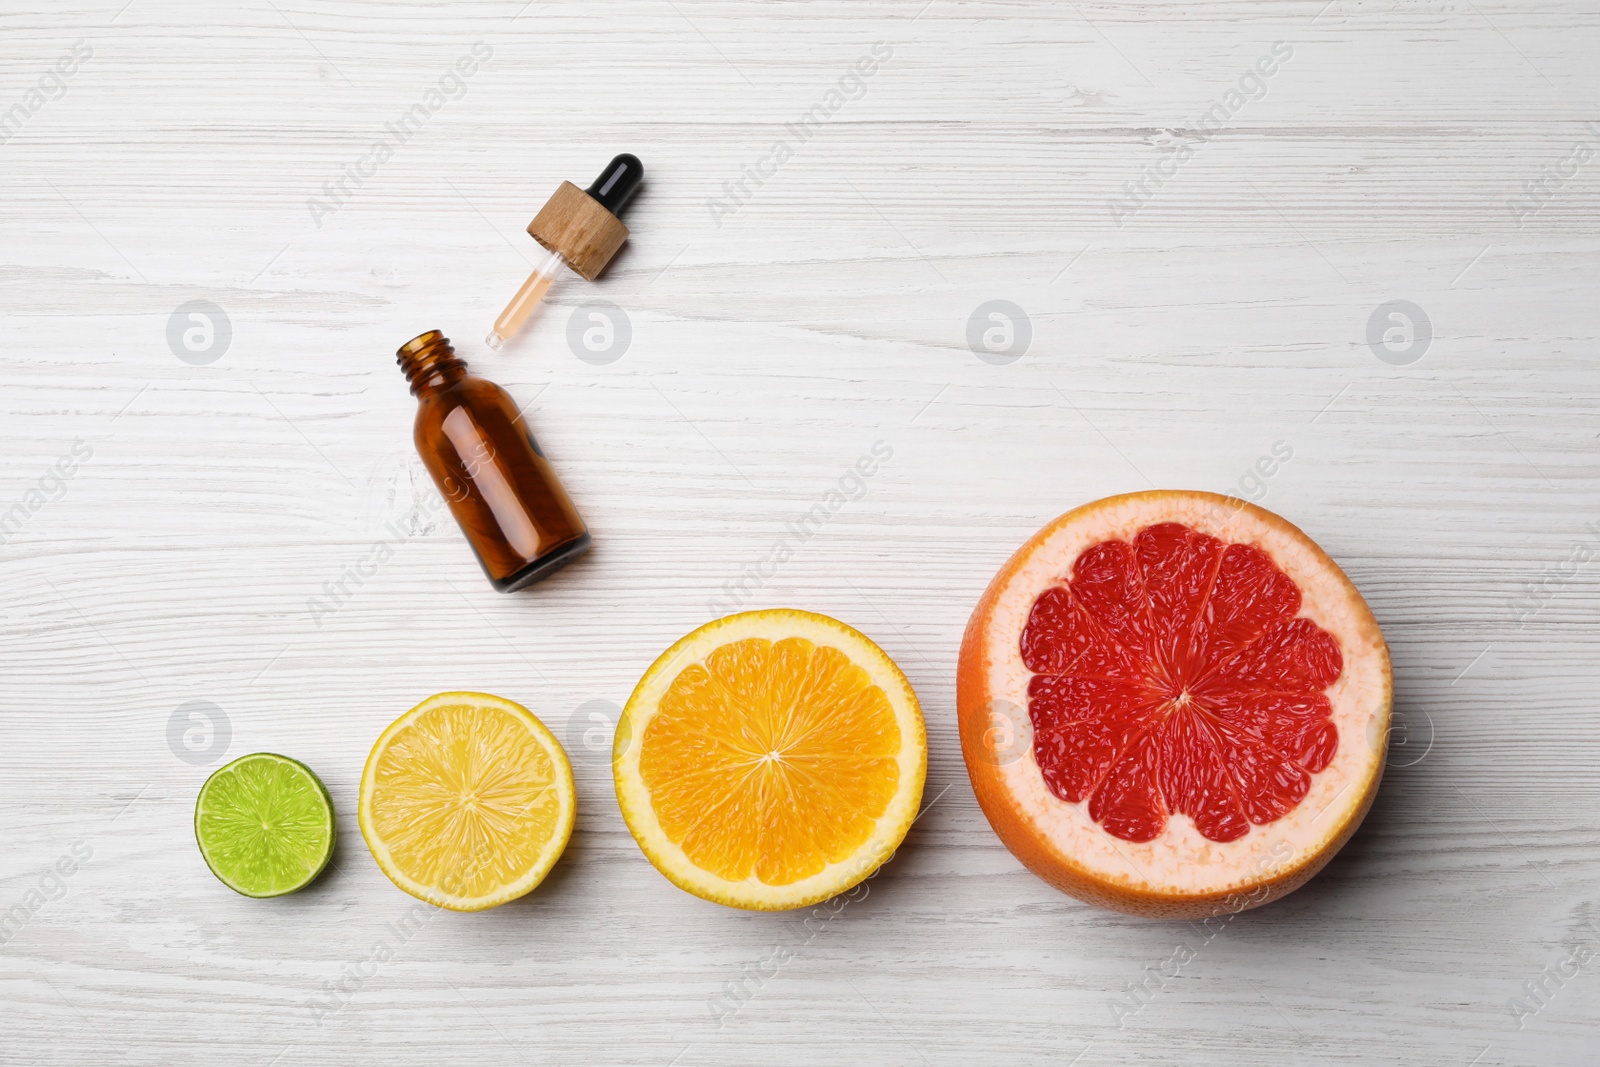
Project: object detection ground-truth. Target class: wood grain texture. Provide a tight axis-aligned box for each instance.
[2,1,1597,1064]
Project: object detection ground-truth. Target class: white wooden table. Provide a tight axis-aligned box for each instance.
[3,2,1597,1063]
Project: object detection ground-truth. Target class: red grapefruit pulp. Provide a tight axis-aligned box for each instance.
[958,492,1391,917]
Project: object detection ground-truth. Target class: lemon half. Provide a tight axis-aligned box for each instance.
[359,691,575,911]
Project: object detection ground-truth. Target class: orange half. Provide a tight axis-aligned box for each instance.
[614,610,926,910]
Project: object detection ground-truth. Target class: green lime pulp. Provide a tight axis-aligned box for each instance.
[194,753,335,898]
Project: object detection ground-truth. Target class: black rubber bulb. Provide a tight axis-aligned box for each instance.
[585,153,644,217]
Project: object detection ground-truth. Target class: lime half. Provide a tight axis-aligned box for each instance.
[195,753,336,898]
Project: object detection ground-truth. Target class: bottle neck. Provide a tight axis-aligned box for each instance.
[397,331,469,398]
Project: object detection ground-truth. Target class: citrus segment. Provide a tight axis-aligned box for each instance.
[358,692,575,911]
[194,753,335,898]
[958,492,1391,918]
[615,610,925,910]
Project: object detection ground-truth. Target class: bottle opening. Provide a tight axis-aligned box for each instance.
[396,330,467,395]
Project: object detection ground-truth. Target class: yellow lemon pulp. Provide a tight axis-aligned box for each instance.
[616,610,926,910]
[359,692,575,911]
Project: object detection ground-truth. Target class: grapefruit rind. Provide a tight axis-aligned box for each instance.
[958,491,1391,918]
[614,609,927,911]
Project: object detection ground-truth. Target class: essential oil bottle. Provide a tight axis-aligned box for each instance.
[397,330,589,591]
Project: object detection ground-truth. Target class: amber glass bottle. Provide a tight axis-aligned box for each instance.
[397,330,589,591]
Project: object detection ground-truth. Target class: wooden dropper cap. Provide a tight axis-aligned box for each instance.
[526,154,644,281]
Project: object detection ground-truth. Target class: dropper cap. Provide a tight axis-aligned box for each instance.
[526,153,645,280]
[486,155,645,351]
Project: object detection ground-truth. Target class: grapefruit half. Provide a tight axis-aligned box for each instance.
[958,491,1391,918]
